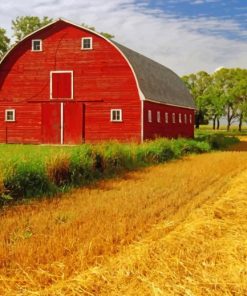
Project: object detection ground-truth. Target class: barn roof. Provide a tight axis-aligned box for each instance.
[113,41,195,109]
[0,18,195,109]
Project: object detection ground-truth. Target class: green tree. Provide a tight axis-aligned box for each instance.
[0,28,10,60]
[213,68,239,131]
[229,69,247,131]
[12,16,53,41]
[182,71,211,128]
[81,23,115,39]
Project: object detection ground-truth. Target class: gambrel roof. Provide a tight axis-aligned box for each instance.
[113,41,195,109]
[0,19,195,109]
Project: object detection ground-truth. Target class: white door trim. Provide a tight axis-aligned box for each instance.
[50,70,74,100]
[60,102,64,144]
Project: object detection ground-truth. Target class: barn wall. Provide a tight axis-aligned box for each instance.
[0,21,141,143]
[0,103,41,144]
[143,101,194,140]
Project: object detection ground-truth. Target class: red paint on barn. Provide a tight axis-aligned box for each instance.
[0,19,195,144]
[143,101,194,140]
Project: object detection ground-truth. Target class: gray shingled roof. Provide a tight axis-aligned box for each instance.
[113,41,195,109]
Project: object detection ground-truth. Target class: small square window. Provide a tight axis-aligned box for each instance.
[184,114,187,124]
[148,110,152,123]
[179,113,182,124]
[165,112,169,123]
[189,114,193,124]
[81,37,93,50]
[157,111,161,123]
[32,40,42,51]
[5,109,15,122]
[172,113,176,124]
[111,109,122,122]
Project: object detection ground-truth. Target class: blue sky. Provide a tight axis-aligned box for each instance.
[0,0,246,74]
[145,0,246,40]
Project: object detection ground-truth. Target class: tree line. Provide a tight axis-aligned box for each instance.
[0,16,114,60]
[182,68,247,131]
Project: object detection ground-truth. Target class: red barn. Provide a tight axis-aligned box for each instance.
[0,19,195,144]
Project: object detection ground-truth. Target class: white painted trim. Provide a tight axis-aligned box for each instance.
[110,109,122,122]
[60,102,64,144]
[141,100,144,142]
[81,37,93,50]
[172,113,176,124]
[165,112,169,124]
[144,98,196,110]
[184,113,187,124]
[148,110,152,123]
[157,111,161,123]
[5,109,16,122]
[50,70,74,100]
[179,113,182,124]
[31,39,42,51]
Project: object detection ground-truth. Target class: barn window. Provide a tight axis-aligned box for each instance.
[148,110,152,123]
[165,112,169,123]
[32,39,42,51]
[189,114,192,124]
[179,113,182,123]
[172,113,176,123]
[111,109,122,122]
[5,109,15,122]
[157,111,161,123]
[184,114,187,124]
[81,37,93,50]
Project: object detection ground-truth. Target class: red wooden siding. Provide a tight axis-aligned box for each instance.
[42,103,61,144]
[64,102,83,144]
[0,21,141,144]
[143,101,194,140]
[52,72,72,99]
[0,103,41,144]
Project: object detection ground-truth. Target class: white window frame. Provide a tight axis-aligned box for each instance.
[111,109,122,122]
[172,113,176,124]
[32,39,42,52]
[5,109,16,122]
[157,111,161,123]
[148,110,152,123]
[165,112,169,124]
[81,37,93,50]
[50,71,74,100]
[184,114,187,124]
[190,114,192,124]
[179,113,182,124]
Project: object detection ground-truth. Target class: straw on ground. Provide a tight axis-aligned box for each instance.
[1,148,247,295]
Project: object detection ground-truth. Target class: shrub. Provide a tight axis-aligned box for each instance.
[207,134,239,149]
[175,139,211,155]
[70,145,96,185]
[46,153,71,187]
[96,142,134,174]
[136,138,180,164]
[4,162,50,199]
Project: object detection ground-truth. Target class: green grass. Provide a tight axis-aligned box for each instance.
[195,125,247,137]
[0,134,239,204]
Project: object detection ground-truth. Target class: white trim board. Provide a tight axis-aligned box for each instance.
[50,70,74,100]
[144,98,196,110]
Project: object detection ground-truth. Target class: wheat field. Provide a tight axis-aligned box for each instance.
[1,148,247,295]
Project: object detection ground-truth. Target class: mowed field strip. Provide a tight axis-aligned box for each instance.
[1,147,247,295]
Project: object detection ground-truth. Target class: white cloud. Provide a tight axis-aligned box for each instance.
[0,0,246,75]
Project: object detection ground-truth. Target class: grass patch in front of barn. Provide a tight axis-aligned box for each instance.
[0,134,239,204]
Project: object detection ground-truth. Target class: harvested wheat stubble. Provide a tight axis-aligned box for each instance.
[1,151,247,295]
